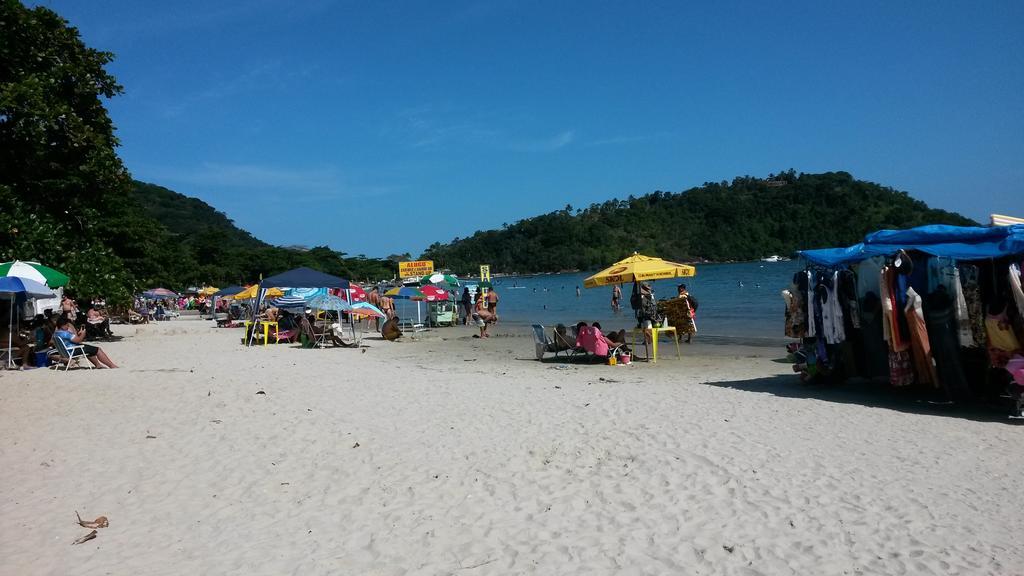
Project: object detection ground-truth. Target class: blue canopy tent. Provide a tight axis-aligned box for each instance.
[255,267,353,345]
[800,224,1024,267]
[260,267,349,290]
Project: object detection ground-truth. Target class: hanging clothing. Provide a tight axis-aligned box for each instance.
[881,266,909,351]
[1009,263,1024,319]
[985,307,1023,369]
[837,269,860,330]
[904,288,937,387]
[859,291,891,379]
[926,290,971,401]
[928,257,974,347]
[805,271,816,338]
[888,349,914,387]
[856,257,884,313]
[782,288,806,338]
[959,264,988,348]
[820,271,846,345]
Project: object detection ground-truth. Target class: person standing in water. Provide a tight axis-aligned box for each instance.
[576,286,581,297]
[485,287,499,320]
[611,284,622,311]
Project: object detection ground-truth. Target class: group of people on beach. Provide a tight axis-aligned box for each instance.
[2,297,119,370]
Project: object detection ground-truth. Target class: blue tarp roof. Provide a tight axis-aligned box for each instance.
[260,267,349,290]
[212,285,246,297]
[799,224,1024,266]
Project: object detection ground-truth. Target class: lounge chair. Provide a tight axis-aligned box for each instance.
[51,337,92,371]
[532,324,558,360]
[553,325,585,359]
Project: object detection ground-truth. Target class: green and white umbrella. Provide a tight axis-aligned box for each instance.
[420,273,460,287]
[0,260,69,287]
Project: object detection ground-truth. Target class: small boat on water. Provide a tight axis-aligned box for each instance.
[760,255,790,263]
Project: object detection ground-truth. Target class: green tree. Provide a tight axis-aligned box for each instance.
[0,0,137,300]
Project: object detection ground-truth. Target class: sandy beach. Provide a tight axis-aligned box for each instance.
[1,319,1022,575]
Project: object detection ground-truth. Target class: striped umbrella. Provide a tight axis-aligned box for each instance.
[349,302,385,318]
[270,295,307,311]
[0,260,69,287]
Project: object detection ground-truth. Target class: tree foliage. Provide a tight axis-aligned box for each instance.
[421,171,977,274]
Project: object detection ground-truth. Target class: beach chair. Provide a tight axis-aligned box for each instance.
[553,325,585,359]
[532,324,557,360]
[51,337,92,371]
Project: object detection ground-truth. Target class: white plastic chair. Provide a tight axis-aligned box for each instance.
[52,337,92,371]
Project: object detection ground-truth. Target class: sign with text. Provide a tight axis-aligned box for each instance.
[398,260,434,278]
[479,265,491,282]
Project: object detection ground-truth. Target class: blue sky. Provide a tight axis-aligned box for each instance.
[38,0,1024,258]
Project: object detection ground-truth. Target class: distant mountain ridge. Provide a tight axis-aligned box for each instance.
[420,171,977,274]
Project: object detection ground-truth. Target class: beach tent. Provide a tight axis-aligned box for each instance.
[260,267,349,290]
[257,267,352,342]
[799,224,1024,267]
[583,252,696,288]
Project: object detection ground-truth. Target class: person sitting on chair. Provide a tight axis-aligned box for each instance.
[85,307,114,340]
[381,315,403,341]
[53,317,118,368]
[592,322,629,352]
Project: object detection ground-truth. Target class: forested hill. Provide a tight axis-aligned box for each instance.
[130,180,395,287]
[132,182,264,250]
[421,171,977,274]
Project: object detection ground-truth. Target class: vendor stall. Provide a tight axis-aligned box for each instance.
[789,224,1024,415]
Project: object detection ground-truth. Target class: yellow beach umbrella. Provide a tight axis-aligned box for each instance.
[583,252,696,288]
[198,286,219,296]
[233,285,284,300]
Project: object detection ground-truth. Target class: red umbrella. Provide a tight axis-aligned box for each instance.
[416,285,449,301]
[330,285,368,303]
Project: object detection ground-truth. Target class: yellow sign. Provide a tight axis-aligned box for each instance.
[479,265,491,282]
[399,260,434,277]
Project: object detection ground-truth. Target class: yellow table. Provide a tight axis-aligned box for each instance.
[631,326,681,363]
[244,320,279,347]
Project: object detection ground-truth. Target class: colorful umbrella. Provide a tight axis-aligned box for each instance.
[421,273,460,287]
[270,295,307,310]
[349,302,385,318]
[0,260,69,287]
[385,286,425,300]
[308,294,351,312]
[143,287,179,299]
[0,276,55,368]
[289,287,328,301]
[234,285,284,300]
[416,285,450,301]
[346,284,368,302]
[583,252,696,288]
[198,286,219,296]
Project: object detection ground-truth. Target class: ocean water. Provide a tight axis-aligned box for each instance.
[461,261,802,345]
